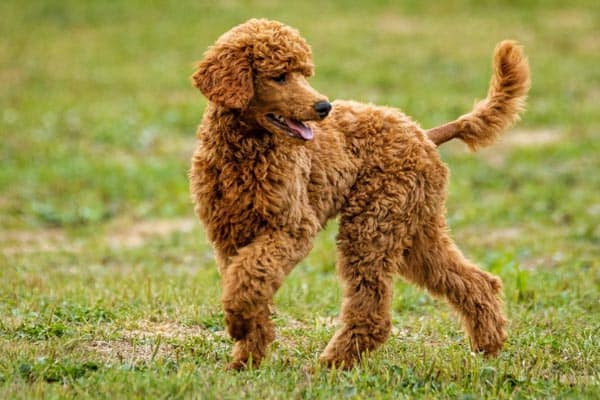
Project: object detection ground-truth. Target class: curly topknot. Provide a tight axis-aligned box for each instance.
[238,19,314,76]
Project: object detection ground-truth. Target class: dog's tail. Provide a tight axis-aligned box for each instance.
[427,40,531,150]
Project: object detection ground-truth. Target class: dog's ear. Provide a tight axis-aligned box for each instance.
[192,43,254,109]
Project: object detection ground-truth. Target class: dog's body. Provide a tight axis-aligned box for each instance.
[190,19,530,370]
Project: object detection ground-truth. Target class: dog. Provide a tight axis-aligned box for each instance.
[189,19,530,370]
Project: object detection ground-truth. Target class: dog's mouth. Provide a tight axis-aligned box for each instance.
[266,113,314,141]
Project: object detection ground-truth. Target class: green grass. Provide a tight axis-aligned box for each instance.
[1,0,599,398]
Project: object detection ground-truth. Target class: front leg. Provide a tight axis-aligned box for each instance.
[221,230,314,370]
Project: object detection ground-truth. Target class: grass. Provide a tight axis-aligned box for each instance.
[1,0,599,398]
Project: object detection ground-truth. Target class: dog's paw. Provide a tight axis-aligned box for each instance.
[318,353,356,370]
[226,339,265,371]
[472,326,508,357]
[225,359,247,371]
[319,330,361,370]
[319,357,354,371]
[469,309,508,357]
[226,356,262,371]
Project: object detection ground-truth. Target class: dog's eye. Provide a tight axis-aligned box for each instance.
[272,73,287,83]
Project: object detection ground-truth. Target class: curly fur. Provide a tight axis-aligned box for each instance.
[189,19,529,370]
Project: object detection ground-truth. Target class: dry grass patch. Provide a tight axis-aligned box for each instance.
[0,217,198,255]
[105,218,195,249]
[0,228,76,255]
[121,320,205,340]
[456,226,523,247]
[444,128,563,167]
[88,320,211,363]
[377,14,421,35]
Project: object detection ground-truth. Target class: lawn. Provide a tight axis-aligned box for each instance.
[1,0,599,398]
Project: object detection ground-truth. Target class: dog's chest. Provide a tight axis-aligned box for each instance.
[191,146,311,254]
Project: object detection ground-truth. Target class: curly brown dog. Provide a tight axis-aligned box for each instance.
[190,19,530,370]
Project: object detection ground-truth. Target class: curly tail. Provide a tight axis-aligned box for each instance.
[427,40,531,149]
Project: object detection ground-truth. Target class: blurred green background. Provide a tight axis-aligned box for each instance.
[1,1,599,398]
[1,0,599,230]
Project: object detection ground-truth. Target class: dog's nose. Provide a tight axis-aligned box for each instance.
[314,101,332,118]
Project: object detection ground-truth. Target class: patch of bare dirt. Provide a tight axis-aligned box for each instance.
[0,228,77,255]
[457,226,523,247]
[541,9,594,30]
[88,339,174,363]
[520,252,566,271]
[121,320,205,340]
[377,14,421,35]
[1,217,198,255]
[315,316,339,329]
[0,68,25,91]
[105,217,195,249]
[500,129,562,147]
[87,321,213,363]
[580,35,600,53]
[460,128,563,167]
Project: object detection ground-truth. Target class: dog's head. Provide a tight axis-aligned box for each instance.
[192,19,331,141]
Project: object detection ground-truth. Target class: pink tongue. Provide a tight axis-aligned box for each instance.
[286,119,314,140]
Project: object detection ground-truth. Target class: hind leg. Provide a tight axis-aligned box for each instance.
[400,219,507,355]
[318,240,395,368]
[320,178,410,369]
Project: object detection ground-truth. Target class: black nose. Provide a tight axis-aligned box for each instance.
[314,101,332,118]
